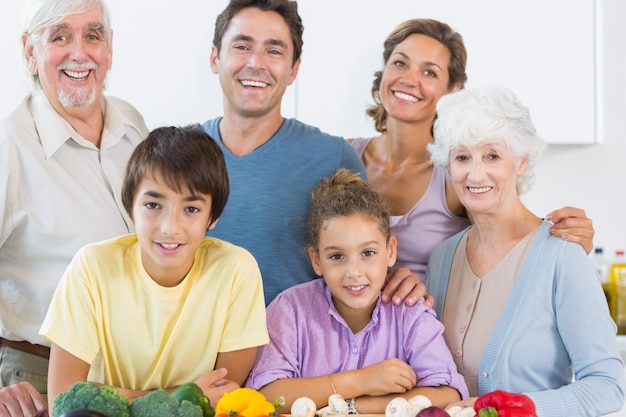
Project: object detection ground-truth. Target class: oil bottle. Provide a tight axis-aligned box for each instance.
[610,250,626,334]
[595,248,614,320]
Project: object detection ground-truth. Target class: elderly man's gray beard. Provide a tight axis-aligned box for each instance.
[57,84,97,108]
[54,59,101,108]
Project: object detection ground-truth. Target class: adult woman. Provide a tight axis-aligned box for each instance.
[426,86,624,416]
[350,19,594,300]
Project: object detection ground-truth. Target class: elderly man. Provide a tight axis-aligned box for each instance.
[0,0,148,415]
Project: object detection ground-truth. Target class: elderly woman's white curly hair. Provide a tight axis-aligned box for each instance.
[428,85,547,195]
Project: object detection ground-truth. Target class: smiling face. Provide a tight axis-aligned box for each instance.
[132,172,216,287]
[449,141,528,217]
[23,6,111,113]
[380,34,453,125]
[210,7,300,119]
[308,214,397,323]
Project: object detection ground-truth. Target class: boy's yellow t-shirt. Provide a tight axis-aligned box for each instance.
[40,234,269,390]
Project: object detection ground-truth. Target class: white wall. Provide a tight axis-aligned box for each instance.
[1,0,624,257]
[294,0,597,145]
[520,0,626,260]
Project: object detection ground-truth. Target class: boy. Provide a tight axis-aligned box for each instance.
[40,126,268,407]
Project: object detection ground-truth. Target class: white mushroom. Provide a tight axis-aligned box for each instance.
[458,407,477,417]
[318,411,347,417]
[446,406,476,417]
[385,397,410,417]
[328,393,349,414]
[446,406,463,417]
[316,405,331,417]
[400,404,429,417]
[407,395,432,410]
[317,406,347,417]
[317,393,350,417]
[385,395,433,417]
[291,397,317,417]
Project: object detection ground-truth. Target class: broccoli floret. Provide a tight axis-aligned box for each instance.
[129,389,177,417]
[86,386,130,417]
[178,399,204,417]
[129,388,202,417]
[52,382,129,417]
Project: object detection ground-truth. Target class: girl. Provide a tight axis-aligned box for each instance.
[246,168,467,413]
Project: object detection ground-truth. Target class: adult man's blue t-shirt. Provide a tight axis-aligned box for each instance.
[202,117,366,304]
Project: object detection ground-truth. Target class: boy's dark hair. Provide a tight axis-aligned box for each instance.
[213,0,304,66]
[121,125,229,225]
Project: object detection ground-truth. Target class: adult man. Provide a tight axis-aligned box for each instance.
[203,0,426,305]
[0,0,148,414]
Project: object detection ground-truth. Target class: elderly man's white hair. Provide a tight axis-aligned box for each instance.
[21,0,112,89]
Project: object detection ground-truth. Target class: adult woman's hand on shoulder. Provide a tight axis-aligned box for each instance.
[546,206,595,254]
[382,267,434,308]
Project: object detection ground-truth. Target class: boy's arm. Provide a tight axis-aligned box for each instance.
[188,348,258,406]
[45,314,157,403]
[47,343,91,410]
[191,368,239,408]
[215,347,257,386]
[47,344,241,407]
[47,344,151,404]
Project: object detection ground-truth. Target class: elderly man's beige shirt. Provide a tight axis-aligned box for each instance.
[0,90,149,346]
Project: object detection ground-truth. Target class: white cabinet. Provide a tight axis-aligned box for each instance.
[294,0,598,144]
[2,0,597,144]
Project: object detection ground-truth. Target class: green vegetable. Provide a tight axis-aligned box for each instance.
[129,388,202,417]
[171,382,215,417]
[52,382,129,417]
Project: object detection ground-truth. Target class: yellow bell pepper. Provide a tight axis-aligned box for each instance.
[215,388,277,417]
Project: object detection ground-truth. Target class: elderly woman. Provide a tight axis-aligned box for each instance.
[425,86,625,416]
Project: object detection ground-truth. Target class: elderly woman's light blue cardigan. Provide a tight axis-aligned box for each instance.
[426,221,625,417]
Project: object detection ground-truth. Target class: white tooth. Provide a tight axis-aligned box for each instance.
[469,186,491,193]
[241,79,268,88]
[65,70,89,79]
[161,243,179,249]
[394,91,418,102]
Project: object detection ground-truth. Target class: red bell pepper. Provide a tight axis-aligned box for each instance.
[474,390,537,417]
